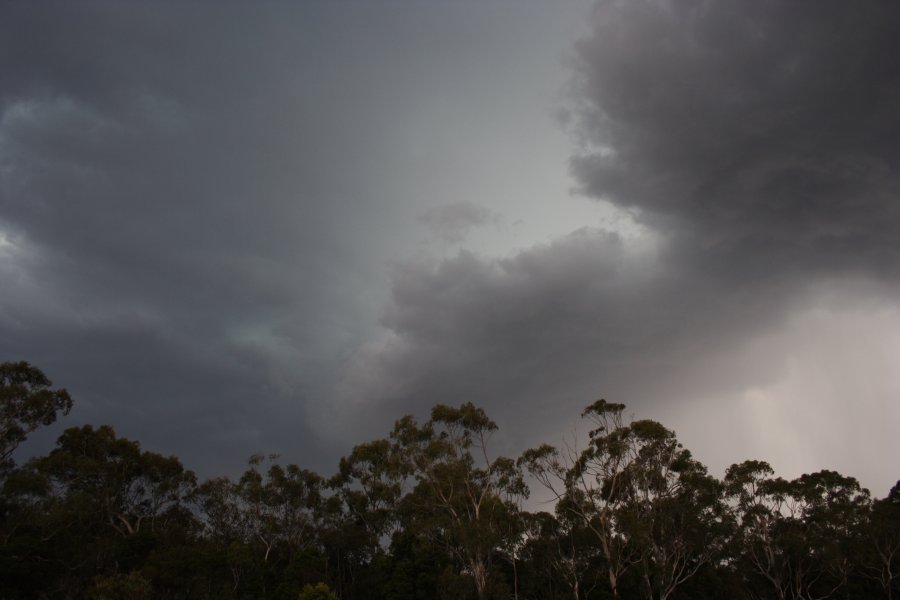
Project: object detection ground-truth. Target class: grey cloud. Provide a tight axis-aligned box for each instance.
[0,1,594,477]
[336,228,803,447]
[4,0,897,493]
[417,202,500,243]
[336,224,899,490]
[334,1,900,490]
[0,3,430,475]
[569,0,900,279]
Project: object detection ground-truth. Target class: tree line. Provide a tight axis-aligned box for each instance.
[1,361,897,599]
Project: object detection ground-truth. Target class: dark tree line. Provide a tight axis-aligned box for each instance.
[1,361,897,599]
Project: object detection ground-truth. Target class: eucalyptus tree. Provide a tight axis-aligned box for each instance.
[35,425,197,539]
[195,454,328,597]
[520,508,604,600]
[725,461,871,600]
[521,400,642,598]
[861,481,900,600]
[0,362,75,595]
[521,399,728,599]
[237,454,325,563]
[614,420,730,600]
[195,474,255,595]
[3,425,197,597]
[331,437,409,554]
[0,361,73,471]
[391,402,528,600]
[205,456,324,552]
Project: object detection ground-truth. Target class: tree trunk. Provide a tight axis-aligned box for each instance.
[472,559,488,600]
[609,567,620,598]
[512,557,519,600]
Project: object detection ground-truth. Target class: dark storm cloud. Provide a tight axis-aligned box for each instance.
[569,0,900,279]
[0,0,593,476]
[0,2,415,474]
[336,1,900,487]
[337,228,806,448]
[3,0,898,490]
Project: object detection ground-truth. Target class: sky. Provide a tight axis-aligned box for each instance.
[1,1,898,495]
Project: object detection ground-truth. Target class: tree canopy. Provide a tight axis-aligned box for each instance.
[0,361,73,471]
[1,361,897,599]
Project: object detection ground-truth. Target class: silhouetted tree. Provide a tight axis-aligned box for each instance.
[0,361,73,471]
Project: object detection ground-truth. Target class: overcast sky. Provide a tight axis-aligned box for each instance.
[2,0,898,495]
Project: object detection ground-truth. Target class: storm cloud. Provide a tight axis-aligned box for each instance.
[336,1,900,490]
[0,4,390,472]
[569,0,900,279]
[1,1,897,491]
[0,1,593,475]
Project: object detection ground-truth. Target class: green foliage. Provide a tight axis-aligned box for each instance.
[34,424,197,538]
[0,362,893,600]
[390,403,527,599]
[299,582,338,600]
[0,361,73,470]
[332,437,408,549]
[87,571,153,600]
[725,462,873,600]
[861,480,900,597]
[525,401,738,599]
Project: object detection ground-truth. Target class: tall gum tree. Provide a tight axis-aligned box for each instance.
[613,420,729,600]
[521,399,728,600]
[392,403,527,600]
[0,361,73,471]
[862,481,900,600]
[725,461,871,600]
[34,425,196,538]
[331,437,409,554]
[521,400,639,598]
[197,454,326,596]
